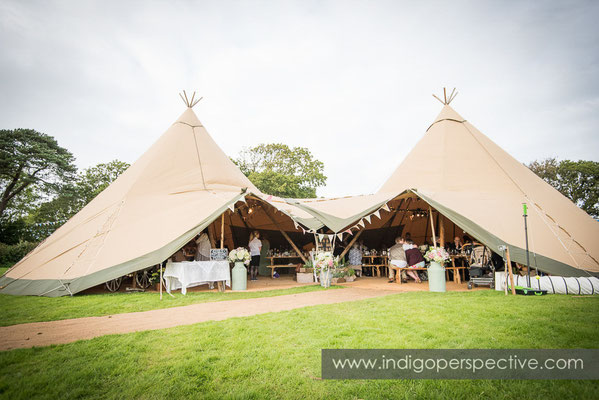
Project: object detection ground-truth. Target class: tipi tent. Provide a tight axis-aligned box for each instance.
[288,100,599,277]
[0,104,313,296]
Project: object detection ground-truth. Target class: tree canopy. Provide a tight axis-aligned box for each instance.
[0,129,76,219]
[527,157,599,218]
[234,143,326,198]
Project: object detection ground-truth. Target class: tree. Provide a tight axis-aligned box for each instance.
[0,129,76,219]
[234,143,326,198]
[527,158,599,218]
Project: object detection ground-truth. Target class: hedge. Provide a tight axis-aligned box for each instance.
[0,241,38,267]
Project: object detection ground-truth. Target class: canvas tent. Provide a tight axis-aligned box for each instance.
[285,102,599,277]
[0,105,316,297]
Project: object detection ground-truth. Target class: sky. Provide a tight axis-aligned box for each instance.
[1,0,598,197]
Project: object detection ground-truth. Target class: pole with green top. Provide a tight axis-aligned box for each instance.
[522,203,531,288]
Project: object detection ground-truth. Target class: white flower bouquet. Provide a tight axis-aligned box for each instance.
[228,247,251,265]
[424,247,450,265]
[314,251,335,272]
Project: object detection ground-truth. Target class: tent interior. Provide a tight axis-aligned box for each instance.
[335,193,468,252]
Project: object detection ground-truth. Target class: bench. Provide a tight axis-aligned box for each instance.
[389,266,467,284]
[268,264,301,278]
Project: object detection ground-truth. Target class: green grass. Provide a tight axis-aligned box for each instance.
[0,290,597,399]
[0,284,338,327]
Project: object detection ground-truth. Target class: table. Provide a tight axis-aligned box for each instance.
[361,255,388,277]
[164,260,231,295]
[267,256,303,278]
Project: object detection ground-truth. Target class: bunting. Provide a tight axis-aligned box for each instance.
[364,215,371,224]
[382,203,390,212]
[327,234,334,243]
[358,220,365,228]
[337,233,344,241]
[373,210,381,219]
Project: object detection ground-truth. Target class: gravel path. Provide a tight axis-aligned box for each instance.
[0,287,395,351]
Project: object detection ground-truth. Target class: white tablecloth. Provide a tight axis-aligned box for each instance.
[164,260,231,295]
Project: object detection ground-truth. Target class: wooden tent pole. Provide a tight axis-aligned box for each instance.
[262,207,308,264]
[428,206,437,249]
[207,223,217,248]
[220,213,225,249]
[340,230,364,259]
[506,247,516,295]
[439,214,445,248]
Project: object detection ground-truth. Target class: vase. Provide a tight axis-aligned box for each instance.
[320,269,331,288]
[428,261,446,292]
[232,261,247,291]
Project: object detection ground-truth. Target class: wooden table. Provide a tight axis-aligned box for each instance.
[267,256,303,278]
[361,255,388,277]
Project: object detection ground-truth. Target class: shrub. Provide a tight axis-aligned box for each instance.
[0,241,38,267]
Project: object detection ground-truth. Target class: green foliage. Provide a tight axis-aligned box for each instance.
[0,128,77,219]
[0,241,37,267]
[527,158,599,217]
[235,143,326,198]
[0,291,597,398]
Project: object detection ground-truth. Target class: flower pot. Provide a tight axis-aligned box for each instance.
[232,261,247,291]
[320,270,331,288]
[428,261,446,292]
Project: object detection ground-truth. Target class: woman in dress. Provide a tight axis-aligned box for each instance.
[248,231,262,281]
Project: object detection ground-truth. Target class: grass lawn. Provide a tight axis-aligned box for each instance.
[0,290,597,399]
[0,280,338,327]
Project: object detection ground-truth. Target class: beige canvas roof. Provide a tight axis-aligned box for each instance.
[376,105,599,276]
[0,108,280,296]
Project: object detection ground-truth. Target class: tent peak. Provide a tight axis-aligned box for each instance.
[179,90,203,108]
[432,87,458,105]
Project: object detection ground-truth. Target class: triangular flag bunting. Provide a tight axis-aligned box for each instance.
[327,234,334,243]
[358,219,365,228]
[318,234,325,241]
[345,229,353,236]
[382,203,390,212]
[364,215,371,224]
[373,210,380,219]
[337,233,343,241]
[228,204,235,212]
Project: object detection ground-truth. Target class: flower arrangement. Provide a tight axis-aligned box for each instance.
[424,247,450,265]
[228,247,251,265]
[314,251,335,272]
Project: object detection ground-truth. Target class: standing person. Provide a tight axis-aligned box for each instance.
[348,243,363,277]
[194,231,211,261]
[248,231,262,281]
[258,233,271,277]
[388,237,407,283]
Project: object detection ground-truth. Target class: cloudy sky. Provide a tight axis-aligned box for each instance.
[1,0,597,197]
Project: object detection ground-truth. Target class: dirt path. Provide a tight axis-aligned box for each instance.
[0,288,395,351]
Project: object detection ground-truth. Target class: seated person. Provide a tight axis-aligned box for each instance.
[404,239,425,283]
[348,243,363,276]
[388,236,407,283]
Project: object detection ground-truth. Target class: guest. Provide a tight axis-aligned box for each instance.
[348,243,363,277]
[453,236,463,252]
[258,233,271,277]
[194,232,211,261]
[404,239,425,283]
[404,232,412,242]
[248,231,262,281]
[388,237,407,283]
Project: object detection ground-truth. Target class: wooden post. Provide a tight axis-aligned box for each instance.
[428,206,437,249]
[506,247,516,295]
[207,223,217,248]
[220,213,225,249]
[439,214,445,248]
[262,207,308,264]
[340,230,364,259]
